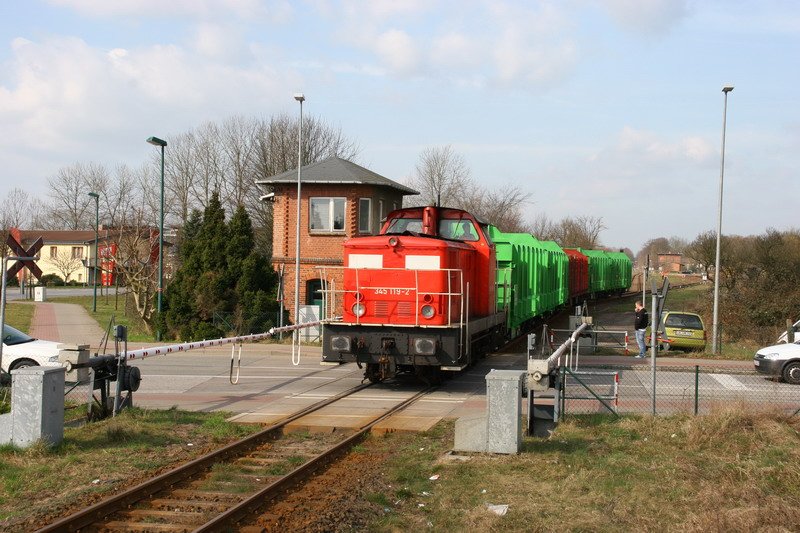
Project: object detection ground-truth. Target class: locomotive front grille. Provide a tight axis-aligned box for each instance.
[397,302,413,317]
[374,301,389,317]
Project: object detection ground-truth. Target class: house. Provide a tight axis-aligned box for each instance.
[256,156,419,320]
[657,253,684,273]
[12,226,164,287]
[15,229,103,285]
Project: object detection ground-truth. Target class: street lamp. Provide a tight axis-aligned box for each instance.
[88,192,99,312]
[711,85,734,354]
[147,135,167,342]
[292,93,305,364]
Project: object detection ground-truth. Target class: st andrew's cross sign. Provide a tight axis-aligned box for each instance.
[5,234,43,280]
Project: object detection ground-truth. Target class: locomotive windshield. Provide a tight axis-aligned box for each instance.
[384,216,480,242]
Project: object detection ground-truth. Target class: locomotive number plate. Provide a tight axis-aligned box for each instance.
[374,288,410,295]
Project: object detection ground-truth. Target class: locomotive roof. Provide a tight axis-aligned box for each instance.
[256,156,419,195]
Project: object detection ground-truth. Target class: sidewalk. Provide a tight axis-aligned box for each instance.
[28,302,106,350]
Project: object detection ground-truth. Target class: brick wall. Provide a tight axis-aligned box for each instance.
[271,182,404,321]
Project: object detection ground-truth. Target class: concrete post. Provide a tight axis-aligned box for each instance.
[0,367,64,447]
[485,369,524,454]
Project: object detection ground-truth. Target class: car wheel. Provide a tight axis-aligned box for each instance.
[782,362,800,385]
[9,359,39,371]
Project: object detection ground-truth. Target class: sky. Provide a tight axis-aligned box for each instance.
[0,0,798,253]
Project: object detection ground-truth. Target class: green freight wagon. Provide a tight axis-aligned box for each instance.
[578,248,633,296]
[488,226,568,336]
[605,250,633,293]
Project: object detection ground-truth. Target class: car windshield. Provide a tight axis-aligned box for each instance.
[2,325,35,346]
[665,314,703,329]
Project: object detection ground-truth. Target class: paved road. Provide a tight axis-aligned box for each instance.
[4,287,105,302]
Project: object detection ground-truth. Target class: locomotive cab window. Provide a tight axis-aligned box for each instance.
[385,217,423,234]
[310,197,346,232]
[439,219,479,242]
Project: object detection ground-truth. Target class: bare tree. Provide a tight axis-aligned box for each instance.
[219,115,258,211]
[528,214,558,241]
[164,131,199,226]
[114,204,159,332]
[47,162,109,230]
[1,188,31,258]
[555,215,606,249]
[408,145,472,207]
[50,250,83,283]
[460,183,532,232]
[685,230,720,280]
[191,121,225,209]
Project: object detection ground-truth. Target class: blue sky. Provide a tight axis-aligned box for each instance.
[1,0,798,252]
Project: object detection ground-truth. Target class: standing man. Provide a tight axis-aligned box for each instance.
[634,301,649,358]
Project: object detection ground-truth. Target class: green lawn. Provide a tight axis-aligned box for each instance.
[3,302,35,334]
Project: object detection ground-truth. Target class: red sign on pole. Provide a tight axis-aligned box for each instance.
[5,235,43,280]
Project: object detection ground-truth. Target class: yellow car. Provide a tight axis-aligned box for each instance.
[647,311,707,352]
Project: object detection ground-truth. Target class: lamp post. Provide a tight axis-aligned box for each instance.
[711,85,734,354]
[293,93,305,362]
[147,136,167,342]
[88,192,99,312]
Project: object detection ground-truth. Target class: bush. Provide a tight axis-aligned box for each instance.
[40,274,64,286]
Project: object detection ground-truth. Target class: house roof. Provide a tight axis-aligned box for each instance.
[18,230,98,245]
[256,156,419,196]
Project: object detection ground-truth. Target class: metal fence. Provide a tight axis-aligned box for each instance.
[558,364,800,417]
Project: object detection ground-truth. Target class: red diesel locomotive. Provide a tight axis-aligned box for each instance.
[321,206,506,383]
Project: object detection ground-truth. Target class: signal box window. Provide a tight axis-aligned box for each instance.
[310,198,346,232]
[358,198,372,233]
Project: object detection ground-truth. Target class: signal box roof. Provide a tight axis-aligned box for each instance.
[256,156,419,196]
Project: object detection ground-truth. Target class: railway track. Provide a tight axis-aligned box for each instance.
[37,383,433,532]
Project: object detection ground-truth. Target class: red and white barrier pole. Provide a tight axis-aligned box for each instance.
[123,320,327,361]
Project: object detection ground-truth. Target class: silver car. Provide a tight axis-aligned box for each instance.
[754,340,800,385]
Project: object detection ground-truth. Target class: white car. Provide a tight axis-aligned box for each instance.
[754,341,800,385]
[1,325,63,373]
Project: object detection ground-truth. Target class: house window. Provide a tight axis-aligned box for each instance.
[309,198,346,232]
[358,198,372,233]
[378,200,384,224]
[50,246,57,259]
[71,246,83,259]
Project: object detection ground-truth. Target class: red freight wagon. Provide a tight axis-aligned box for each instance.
[563,248,589,302]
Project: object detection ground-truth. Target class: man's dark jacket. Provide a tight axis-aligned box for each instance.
[635,308,649,330]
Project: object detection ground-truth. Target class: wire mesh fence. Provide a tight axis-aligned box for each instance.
[559,364,800,418]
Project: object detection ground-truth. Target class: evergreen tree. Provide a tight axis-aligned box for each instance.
[163,193,278,340]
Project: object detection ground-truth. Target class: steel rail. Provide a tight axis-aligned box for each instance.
[35,382,373,533]
[194,386,434,532]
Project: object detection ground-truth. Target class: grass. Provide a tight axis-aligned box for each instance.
[371,409,800,532]
[0,407,261,527]
[3,302,35,334]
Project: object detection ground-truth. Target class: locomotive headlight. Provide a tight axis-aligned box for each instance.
[331,335,352,352]
[352,303,366,317]
[421,305,435,319]
[413,337,437,355]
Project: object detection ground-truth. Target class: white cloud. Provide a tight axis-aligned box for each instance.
[375,29,419,74]
[0,34,292,179]
[600,0,691,36]
[46,0,293,22]
[327,1,580,87]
